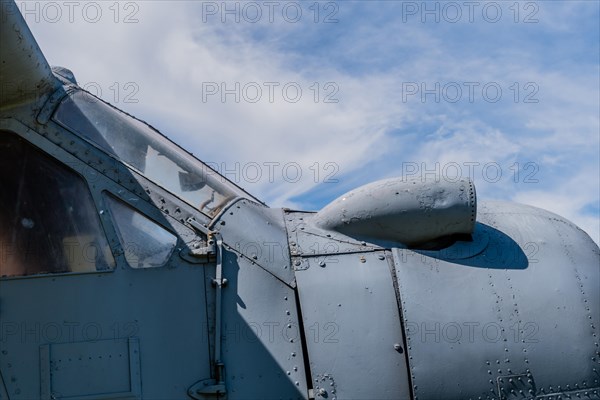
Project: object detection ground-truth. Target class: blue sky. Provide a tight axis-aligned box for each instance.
[24,0,599,244]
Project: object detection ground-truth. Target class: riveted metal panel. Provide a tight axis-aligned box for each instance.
[214,200,295,287]
[295,251,411,400]
[393,201,600,400]
[536,389,600,399]
[0,0,60,109]
[39,338,140,399]
[0,264,211,399]
[495,373,535,399]
[218,249,308,398]
[285,211,379,258]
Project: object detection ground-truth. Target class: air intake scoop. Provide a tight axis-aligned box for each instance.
[311,177,477,246]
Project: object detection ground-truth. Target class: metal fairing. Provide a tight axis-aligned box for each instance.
[310,177,476,246]
[211,199,296,287]
[393,200,600,400]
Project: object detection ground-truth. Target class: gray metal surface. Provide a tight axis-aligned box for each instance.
[0,121,213,398]
[0,0,60,109]
[295,251,412,400]
[312,177,476,246]
[393,200,600,400]
[2,0,599,397]
[217,248,308,399]
[212,199,296,287]
[0,371,7,399]
[286,211,380,260]
[0,265,212,399]
[40,338,141,399]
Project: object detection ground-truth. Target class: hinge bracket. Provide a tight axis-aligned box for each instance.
[186,221,228,399]
[181,218,217,263]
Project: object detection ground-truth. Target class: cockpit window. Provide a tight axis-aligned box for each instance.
[0,132,115,278]
[104,195,177,269]
[53,90,254,216]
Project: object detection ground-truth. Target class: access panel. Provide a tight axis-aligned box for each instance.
[295,251,411,400]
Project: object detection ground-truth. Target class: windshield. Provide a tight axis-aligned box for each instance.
[53,90,254,216]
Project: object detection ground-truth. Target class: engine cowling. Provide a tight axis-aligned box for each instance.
[311,177,477,246]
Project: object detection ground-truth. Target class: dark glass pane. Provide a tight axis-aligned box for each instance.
[0,132,115,277]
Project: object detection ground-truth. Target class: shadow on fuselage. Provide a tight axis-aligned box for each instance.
[413,223,530,270]
[216,248,308,398]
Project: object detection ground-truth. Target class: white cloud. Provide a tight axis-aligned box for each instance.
[513,169,600,246]
[23,0,598,244]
